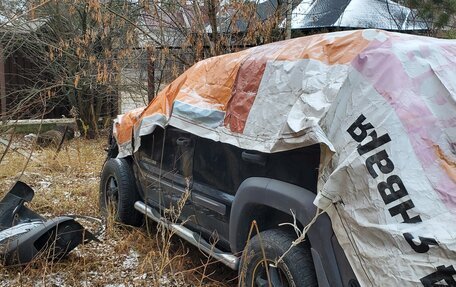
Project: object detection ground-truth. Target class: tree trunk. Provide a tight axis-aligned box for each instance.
[0,45,6,123]
[147,46,155,101]
[206,0,219,54]
[286,0,292,39]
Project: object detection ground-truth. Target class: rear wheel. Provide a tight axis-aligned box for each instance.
[100,158,143,226]
[240,229,317,287]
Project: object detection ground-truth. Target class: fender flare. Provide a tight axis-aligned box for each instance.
[229,177,349,287]
[1,217,88,265]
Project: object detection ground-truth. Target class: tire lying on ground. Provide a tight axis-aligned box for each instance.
[37,130,64,148]
[239,229,317,287]
[37,125,75,148]
[99,158,143,226]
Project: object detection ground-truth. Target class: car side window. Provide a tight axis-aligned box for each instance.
[239,145,320,193]
[161,127,194,178]
[137,126,193,177]
[193,138,242,193]
[137,127,165,166]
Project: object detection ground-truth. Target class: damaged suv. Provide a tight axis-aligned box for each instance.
[101,130,348,286]
[100,29,456,287]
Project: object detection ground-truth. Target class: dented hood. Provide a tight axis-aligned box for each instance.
[114,29,456,286]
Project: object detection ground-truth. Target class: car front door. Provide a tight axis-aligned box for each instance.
[191,137,243,249]
[136,126,197,224]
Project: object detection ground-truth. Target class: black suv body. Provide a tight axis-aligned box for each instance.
[101,126,358,287]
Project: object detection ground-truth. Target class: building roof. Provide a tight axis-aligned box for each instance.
[141,0,428,47]
[209,0,427,34]
[290,0,427,30]
[0,18,47,34]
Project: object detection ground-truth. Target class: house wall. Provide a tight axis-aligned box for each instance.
[2,48,71,120]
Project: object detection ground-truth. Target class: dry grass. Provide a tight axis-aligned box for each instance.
[0,134,237,287]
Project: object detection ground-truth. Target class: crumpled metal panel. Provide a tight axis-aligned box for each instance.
[0,181,97,266]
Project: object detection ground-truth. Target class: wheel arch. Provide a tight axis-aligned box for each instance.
[230,177,354,287]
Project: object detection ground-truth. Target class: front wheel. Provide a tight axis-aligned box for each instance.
[99,158,143,226]
[239,229,317,287]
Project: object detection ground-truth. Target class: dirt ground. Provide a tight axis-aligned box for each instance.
[0,134,237,287]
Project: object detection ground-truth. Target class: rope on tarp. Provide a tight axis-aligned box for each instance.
[272,205,331,267]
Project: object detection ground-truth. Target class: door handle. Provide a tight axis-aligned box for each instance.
[176,137,192,147]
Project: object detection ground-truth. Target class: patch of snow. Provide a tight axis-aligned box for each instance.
[289,0,316,28]
[32,273,67,287]
[48,273,67,287]
[24,133,37,141]
[133,273,147,281]
[38,180,51,189]
[159,275,171,285]
[122,249,139,269]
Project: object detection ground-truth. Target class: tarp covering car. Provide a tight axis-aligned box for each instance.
[113,29,456,286]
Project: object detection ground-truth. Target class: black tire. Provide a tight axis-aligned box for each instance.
[99,158,143,226]
[239,229,317,287]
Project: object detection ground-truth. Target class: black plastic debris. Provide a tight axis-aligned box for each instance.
[0,181,98,266]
